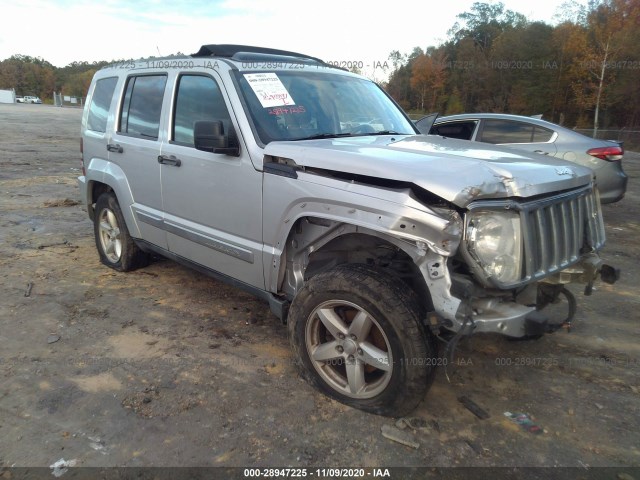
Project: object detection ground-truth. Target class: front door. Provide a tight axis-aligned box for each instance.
[159,73,264,288]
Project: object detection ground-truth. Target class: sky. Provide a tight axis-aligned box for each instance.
[0,0,589,78]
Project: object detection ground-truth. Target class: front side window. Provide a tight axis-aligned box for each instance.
[431,121,477,140]
[235,71,416,144]
[173,75,232,146]
[87,77,117,133]
[119,75,167,139]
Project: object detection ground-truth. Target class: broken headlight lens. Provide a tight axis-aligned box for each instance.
[466,210,522,285]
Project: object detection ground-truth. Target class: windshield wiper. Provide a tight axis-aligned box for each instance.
[368,130,407,135]
[291,133,354,141]
[290,131,410,141]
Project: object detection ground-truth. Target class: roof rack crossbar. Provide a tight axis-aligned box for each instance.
[192,44,325,64]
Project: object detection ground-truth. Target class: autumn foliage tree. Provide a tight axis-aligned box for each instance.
[384,0,640,129]
[0,55,55,100]
[580,0,636,133]
[0,56,110,102]
[410,50,447,112]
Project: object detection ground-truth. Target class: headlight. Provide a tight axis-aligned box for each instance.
[466,210,522,285]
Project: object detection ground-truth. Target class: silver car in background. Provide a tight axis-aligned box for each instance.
[418,113,628,204]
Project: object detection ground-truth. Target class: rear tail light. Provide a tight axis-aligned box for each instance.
[587,145,624,161]
[80,138,85,175]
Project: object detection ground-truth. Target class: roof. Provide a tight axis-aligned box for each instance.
[435,113,577,132]
[100,44,345,73]
[436,113,558,127]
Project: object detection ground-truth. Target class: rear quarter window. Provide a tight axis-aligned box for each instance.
[87,77,118,133]
[532,126,554,142]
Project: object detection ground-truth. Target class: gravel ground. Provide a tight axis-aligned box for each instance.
[0,104,638,475]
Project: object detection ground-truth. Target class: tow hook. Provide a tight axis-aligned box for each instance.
[600,264,620,284]
[586,264,620,296]
[534,285,577,334]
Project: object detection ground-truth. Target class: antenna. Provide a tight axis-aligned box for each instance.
[156,46,162,57]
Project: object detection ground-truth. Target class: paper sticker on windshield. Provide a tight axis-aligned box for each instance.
[244,73,295,107]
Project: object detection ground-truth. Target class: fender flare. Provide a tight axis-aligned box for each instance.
[84,158,141,238]
[263,197,459,294]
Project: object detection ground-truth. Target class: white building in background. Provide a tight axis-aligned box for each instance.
[0,88,17,103]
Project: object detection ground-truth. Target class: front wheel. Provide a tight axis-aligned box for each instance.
[288,263,437,417]
[94,192,149,271]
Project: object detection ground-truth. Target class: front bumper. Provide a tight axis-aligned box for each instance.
[452,255,618,338]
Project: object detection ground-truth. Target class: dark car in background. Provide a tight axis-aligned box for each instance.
[416,113,628,204]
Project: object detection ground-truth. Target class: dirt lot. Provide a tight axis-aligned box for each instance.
[1,104,639,473]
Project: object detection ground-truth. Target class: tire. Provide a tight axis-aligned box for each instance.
[288,263,437,417]
[93,192,149,271]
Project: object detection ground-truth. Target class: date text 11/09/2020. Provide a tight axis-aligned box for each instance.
[241,61,391,70]
[494,356,639,367]
[104,58,640,72]
[244,468,391,478]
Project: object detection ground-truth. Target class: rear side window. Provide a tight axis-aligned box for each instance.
[480,120,555,144]
[87,77,117,133]
[480,119,535,144]
[173,75,232,146]
[119,75,167,139]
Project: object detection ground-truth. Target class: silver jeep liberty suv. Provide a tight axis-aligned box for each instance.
[79,45,618,416]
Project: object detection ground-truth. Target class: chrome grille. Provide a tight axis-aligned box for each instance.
[521,187,605,282]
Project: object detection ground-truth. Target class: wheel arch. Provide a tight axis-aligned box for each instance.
[84,158,140,238]
[273,215,436,317]
[308,230,434,314]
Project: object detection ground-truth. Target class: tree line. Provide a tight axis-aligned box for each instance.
[0,55,109,101]
[1,0,637,130]
[385,0,640,129]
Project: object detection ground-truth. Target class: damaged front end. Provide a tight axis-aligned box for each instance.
[430,184,619,338]
[264,136,618,340]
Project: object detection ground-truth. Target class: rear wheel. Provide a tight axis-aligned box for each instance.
[288,263,437,417]
[94,192,149,271]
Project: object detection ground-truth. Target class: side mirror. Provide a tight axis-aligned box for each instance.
[194,120,240,156]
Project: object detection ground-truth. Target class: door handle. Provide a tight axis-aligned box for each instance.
[106,143,123,153]
[534,150,549,155]
[157,154,182,167]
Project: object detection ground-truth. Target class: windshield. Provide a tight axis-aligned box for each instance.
[235,70,416,144]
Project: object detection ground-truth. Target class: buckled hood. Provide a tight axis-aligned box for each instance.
[263,135,594,208]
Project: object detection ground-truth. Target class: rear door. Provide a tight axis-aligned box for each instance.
[159,72,264,289]
[110,73,168,249]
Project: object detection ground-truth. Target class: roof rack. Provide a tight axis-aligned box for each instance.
[191,44,325,64]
